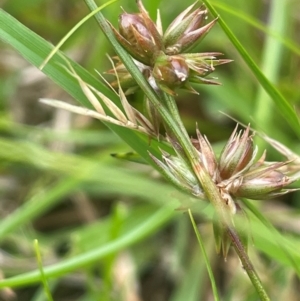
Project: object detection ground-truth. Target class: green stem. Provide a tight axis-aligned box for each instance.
[160,92,193,162]
[227,227,270,301]
[189,210,220,301]
[161,92,191,140]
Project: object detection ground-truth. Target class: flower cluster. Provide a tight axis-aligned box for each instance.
[107,0,230,95]
[154,125,295,203]
[150,125,297,255]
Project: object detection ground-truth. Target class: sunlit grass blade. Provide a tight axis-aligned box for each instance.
[39,0,118,70]
[0,8,165,163]
[243,199,300,277]
[211,0,300,56]
[188,209,220,301]
[0,204,176,288]
[34,240,54,301]
[254,0,287,148]
[201,0,300,137]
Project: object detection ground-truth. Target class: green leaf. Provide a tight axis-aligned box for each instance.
[0,8,163,165]
[201,0,300,137]
[211,0,300,57]
[0,204,175,288]
[188,210,220,301]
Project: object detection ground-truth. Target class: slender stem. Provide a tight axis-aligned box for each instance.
[34,240,54,301]
[161,92,189,139]
[189,210,220,301]
[227,227,271,301]
[160,92,192,162]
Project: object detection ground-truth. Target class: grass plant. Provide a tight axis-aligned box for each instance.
[0,0,300,300]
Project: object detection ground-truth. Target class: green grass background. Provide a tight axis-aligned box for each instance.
[0,0,300,300]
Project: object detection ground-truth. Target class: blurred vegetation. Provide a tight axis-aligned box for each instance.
[0,0,300,300]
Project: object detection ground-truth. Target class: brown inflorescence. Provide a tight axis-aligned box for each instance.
[107,0,231,95]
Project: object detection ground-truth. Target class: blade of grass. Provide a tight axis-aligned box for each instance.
[39,0,118,69]
[0,136,179,241]
[210,0,300,56]
[254,0,287,147]
[0,204,176,288]
[0,8,164,164]
[34,240,54,301]
[243,199,300,277]
[170,246,212,301]
[0,176,83,242]
[188,210,220,301]
[201,0,300,137]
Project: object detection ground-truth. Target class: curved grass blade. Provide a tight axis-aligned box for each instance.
[0,8,165,164]
[211,0,300,56]
[40,0,118,70]
[34,240,54,301]
[188,210,220,301]
[201,0,300,137]
[0,204,175,288]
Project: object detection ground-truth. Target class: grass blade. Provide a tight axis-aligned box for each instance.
[188,210,220,301]
[201,0,300,137]
[34,240,54,301]
[0,204,175,288]
[0,8,169,165]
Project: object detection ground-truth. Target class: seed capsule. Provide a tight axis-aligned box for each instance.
[234,165,293,200]
[153,54,190,95]
[219,125,255,180]
[164,3,216,55]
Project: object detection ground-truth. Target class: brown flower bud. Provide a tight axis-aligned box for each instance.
[152,54,190,95]
[112,13,160,65]
[219,125,256,180]
[110,0,163,66]
[192,128,218,180]
[233,163,293,200]
[164,3,217,55]
[107,1,231,94]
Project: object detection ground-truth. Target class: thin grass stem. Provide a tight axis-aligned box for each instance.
[188,210,220,301]
[34,240,54,301]
[226,227,271,301]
